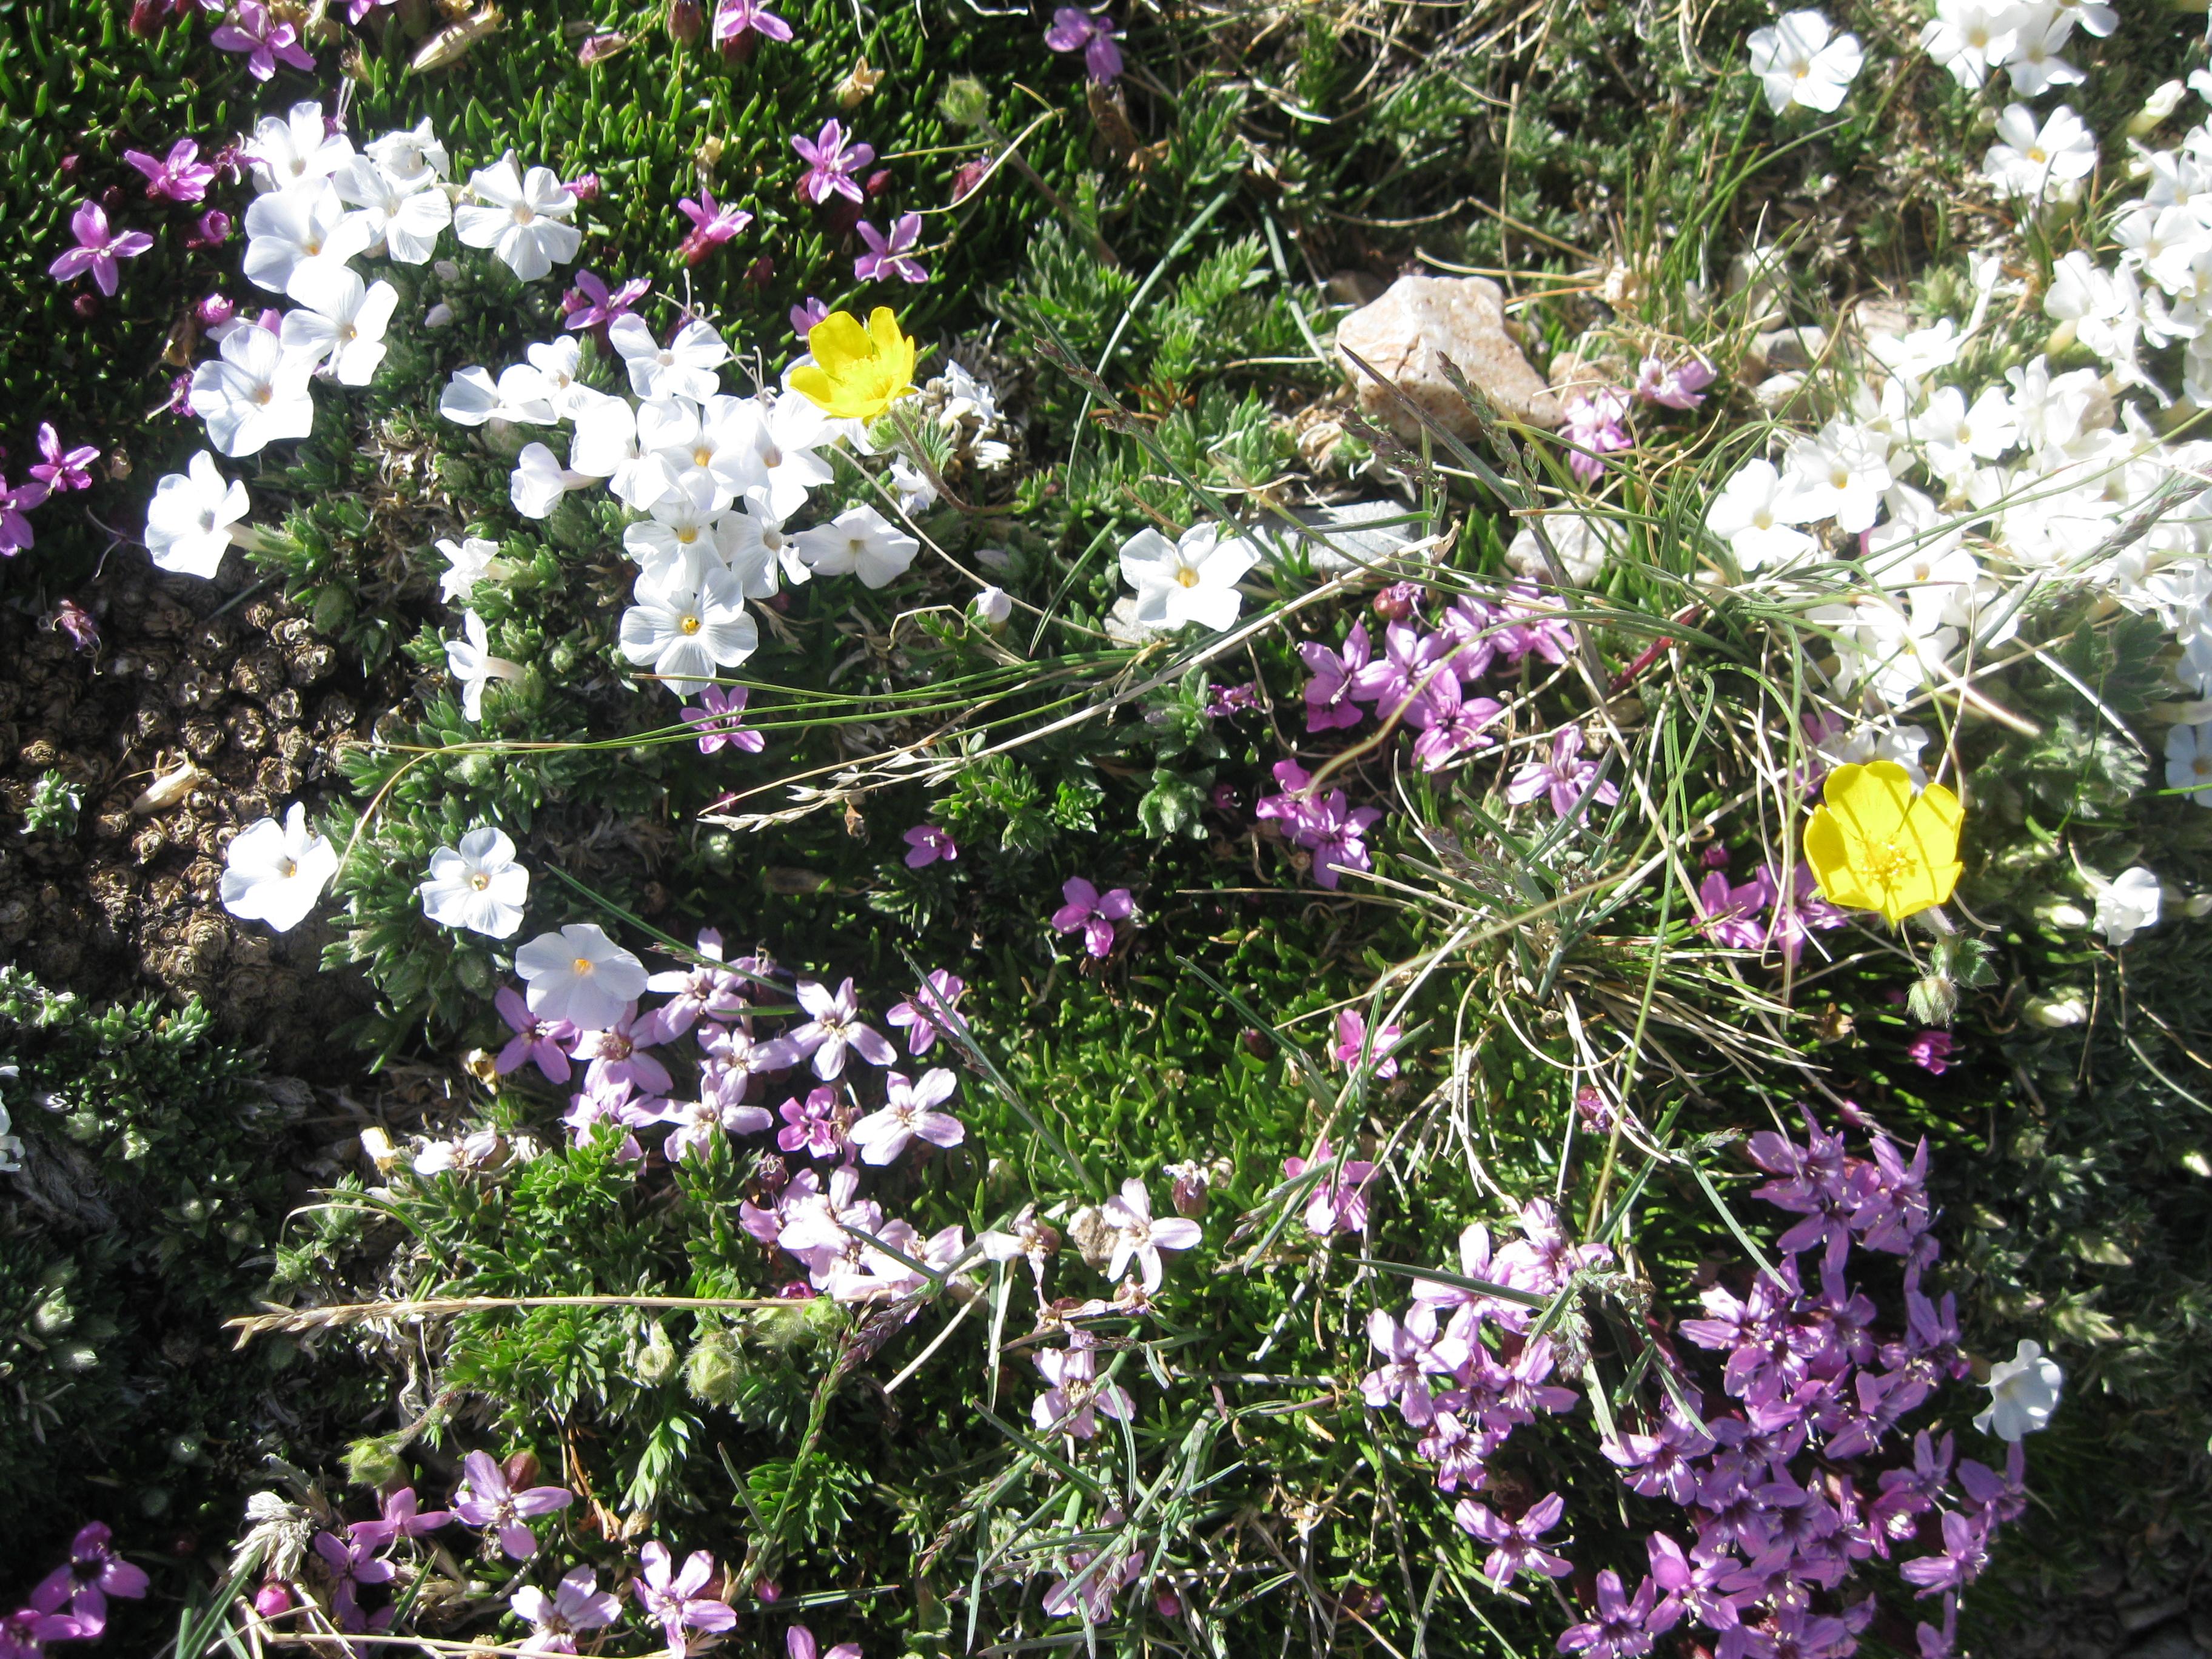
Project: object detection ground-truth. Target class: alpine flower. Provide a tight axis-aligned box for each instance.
[190,320,317,458]
[789,307,917,421]
[514,923,650,1030]
[791,504,920,589]
[677,184,754,263]
[903,824,957,868]
[219,803,338,933]
[280,263,398,386]
[618,561,760,697]
[454,153,581,281]
[511,1566,621,1655]
[1747,9,1863,113]
[561,269,650,332]
[886,968,965,1054]
[714,0,794,45]
[124,139,218,204]
[48,201,154,297]
[28,424,98,494]
[631,1544,736,1652]
[144,452,250,578]
[1118,522,1261,632]
[848,1067,963,1164]
[1051,877,1133,958]
[683,683,766,754]
[791,120,874,204]
[1506,726,1621,819]
[1044,5,1123,81]
[1101,1178,1202,1290]
[1803,760,1965,925]
[209,0,314,79]
[445,609,526,721]
[854,213,928,284]
[451,1450,573,1560]
[417,826,530,938]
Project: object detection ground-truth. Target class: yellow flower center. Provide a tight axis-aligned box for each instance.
[1175,565,1202,588]
[572,956,593,974]
[276,857,297,878]
[693,445,713,467]
[680,614,702,635]
[470,871,491,890]
[677,527,698,544]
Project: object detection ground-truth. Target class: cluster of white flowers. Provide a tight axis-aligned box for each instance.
[438,315,936,709]
[1922,0,2113,96]
[146,101,578,580]
[1747,9,1864,116]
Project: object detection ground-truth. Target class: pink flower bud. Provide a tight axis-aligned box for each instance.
[253,1582,294,1618]
[196,292,236,327]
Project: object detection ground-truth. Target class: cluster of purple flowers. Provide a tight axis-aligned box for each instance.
[785,119,928,287]
[1,424,100,558]
[1691,847,1849,967]
[4,1523,148,1657]
[1557,352,1716,485]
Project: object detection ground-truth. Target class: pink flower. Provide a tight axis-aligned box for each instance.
[631,1544,737,1651]
[787,1626,862,1659]
[761,977,895,1079]
[1561,387,1632,483]
[209,1,315,79]
[715,0,794,46]
[495,986,577,1084]
[1031,1334,1134,1441]
[1634,353,1715,411]
[451,1450,572,1560]
[124,139,218,203]
[677,184,754,264]
[1330,1008,1401,1079]
[886,968,965,1055]
[1044,5,1123,81]
[791,120,873,205]
[775,1085,845,1158]
[683,684,765,754]
[34,1523,150,1637]
[854,213,927,284]
[1298,620,1369,732]
[47,202,155,297]
[789,295,830,339]
[1051,877,1133,958]
[1693,866,1776,950]
[848,1067,963,1164]
[29,424,98,494]
[572,1006,673,1096]
[561,269,649,332]
[512,1566,621,1655]
[186,209,233,250]
[1506,726,1620,820]
[1283,1136,1376,1236]
[902,823,957,868]
[575,30,627,62]
[1,475,52,557]
[1452,1492,1572,1587]
[1906,1030,1957,1074]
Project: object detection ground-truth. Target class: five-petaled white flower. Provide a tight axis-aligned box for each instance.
[1118,522,1260,632]
[1982,103,2098,202]
[242,181,373,295]
[190,324,318,458]
[454,152,581,281]
[418,826,531,938]
[330,153,453,264]
[435,535,500,604]
[364,116,450,184]
[1099,1178,1203,1292]
[848,1068,963,1165]
[1973,1338,2063,1441]
[219,803,339,933]
[728,393,836,521]
[1704,458,1817,571]
[2087,865,2162,947]
[280,261,399,386]
[145,451,251,578]
[243,100,354,195]
[511,442,594,519]
[515,923,649,1030]
[617,561,759,696]
[1748,9,1863,114]
[446,609,526,721]
[791,504,922,590]
[608,314,731,403]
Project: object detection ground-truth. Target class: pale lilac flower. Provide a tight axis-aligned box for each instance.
[495,986,576,1084]
[684,684,765,754]
[1558,1570,1671,1659]
[48,202,154,296]
[658,1094,773,1161]
[1350,619,1449,719]
[886,969,966,1055]
[1044,5,1123,81]
[1561,387,1632,483]
[1299,620,1370,732]
[28,425,97,494]
[715,0,793,44]
[789,295,830,339]
[1101,1177,1202,1290]
[769,977,896,1079]
[903,824,957,868]
[1051,877,1133,958]
[210,0,315,78]
[1359,1305,1467,1427]
[1506,726,1620,819]
[1453,1492,1571,1587]
[574,1007,674,1096]
[1330,1008,1401,1079]
[312,1530,394,1626]
[1283,1136,1375,1236]
[677,184,753,263]
[575,30,626,63]
[512,1567,621,1655]
[124,139,217,203]
[854,213,927,284]
[631,1544,737,1651]
[849,1067,963,1164]
[347,1486,454,1550]
[35,1524,149,1635]
[452,1450,573,1560]
[561,269,649,333]
[791,120,873,205]
[1763,859,1847,965]
[1634,353,1714,411]
[1032,1334,1135,1441]
[776,1086,845,1159]
[1899,1511,1990,1596]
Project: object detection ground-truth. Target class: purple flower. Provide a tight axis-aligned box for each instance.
[850,1067,962,1164]
[1204,681,1259,717]
[209,1,315,79]
[347,1486,454,1550]
[1644,1533,1737,1635]
[1254,758,1324,840]
[677,184,754,264]
[1,476,49,557]
[1358,1305,1467,1427]
[1899,1511,1989,1597]
[713,0,794,47]
[573,1006,673,1096]
[1031,1333,1134,1441]
[47,202,154,297]
[187,209,232,250]
[775,1085,845,1159]
[28,424,98,493]
[1043,5,1123,81]
[1562,388,1632,483]
[1957,1441,2028,1525]
[1330,1007,1401,1078]
[1763,859,1847,965]
[1492,584,1576,665]
[511,1566,621,1655]
[903,824,957,868]
[1283,1136,1376,1236]
[1452,1492,1572,1587]
[1506,726,1621,820]
[1694,866,1776,950]
[33,1523,149,1636]
[787,1626,863,1659]
[791,120,873,205]
[765,977,896,1079]
[1306,792,1382,890]
[124,139,217,203]
[643,930,751,1037]
[1051,877,1134,958]
[1906,1030,1956,1074]
[50,599,99,652]
[789,295,830,339]
[854,213,928,284]
[1298,620,1370,732]
[451,1450,573,1560]
[1350,620,1451,720]
[495,986,577,1084]
[684,684,765,755]
[1603,1415,1714,1506]
[1634,353,1715,411]
[1405,671,1503,771]
[312,1529,395,1627]
[886,968,966,1054]
[1558,1569,1672,1658]
[2,1580,87,1655]
[575,29,626,62]
[561,269,650,333]
[631,1544,737,1652]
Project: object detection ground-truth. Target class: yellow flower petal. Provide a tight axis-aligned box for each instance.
[793,307,918,421]
[1801,762,1968,926]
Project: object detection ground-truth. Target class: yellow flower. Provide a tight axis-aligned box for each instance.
[1803,760,1965,925]
[788,307,916,421]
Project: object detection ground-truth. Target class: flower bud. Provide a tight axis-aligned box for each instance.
[666,0,702,41]
[2024,993,2088,1029]
[2129,79,2187,136]
[635,1321,679,1384]
[972,585,1011,626]
[253,1582,294,1618]
[686,1331,745,1405]
[939,77,990,128]
[344,1433,406,1489]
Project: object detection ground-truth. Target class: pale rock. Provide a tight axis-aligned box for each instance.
[1333,274,1561,438]
[1748,325,1829,374]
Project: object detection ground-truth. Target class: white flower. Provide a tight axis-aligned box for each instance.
[635,397,736,513]
[280,263,398,386]
[2045,252,2141,369]
[889,456,939,515]
[1118,522,1259,631]
[241,182,373,295]
[435,535,500,604]
[2004,9,2084,97]
[1748,10,1863,114]
[1809,591,1957,708]
[1973,1339,2063,1441]
[1704,458,1818,571]
[1506,512,1620,586]
[364,117,450,184]
[621,474,726,583]
[145,452,250,578]
[1779,421,1892,532]
[617,562,759,695]
[1099,1178,1203,1292]
[511,443,594,519]
[0,1100,21,1176]
[218,803,338,933]
[973,585,1013,626]
[1983,104,2098,201]
[521,336,606,420]
[1915,385,2019,481]
[2088,865,2162,945]
[1919,0,2017,90]
[607,315,729,403]
[569,398,679,509]
[727,394,834,521]
[417,826,530,937]
[189,326,318,458]
[2166,722,2212,807]
[1864,320,1962,387]
[2024,992,2090,1027]
[720,498,800,591]
[452,152,580,281]
[792,505,922,590]
[330,154,452,264]
[446,609,525,720]
[848,1068,964,1165]
[243,101,354,195]
[1815,720,1932,788]
[413,1128,501,1177]
[514,923,649,1030]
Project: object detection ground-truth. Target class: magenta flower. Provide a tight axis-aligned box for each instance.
[561,269,650,333]
[1561,387,1632,483]
[1,476,50,558]
[452,1450,572,1560]
[1330,1008,1401,1079]
[47,202,155,297]
[495,986,577,1084]
[1506,726,1620,820]
[28,425,98,494]
[903,823,957,868]
[854,213,928,284]
[575,30,628,63]
[1452,1492,1572,1587]
[512,1566,622,1655]
[683,684,765,755]
[1404,671,1502,771]
[887,968,966,1054]
[1305,792,1382,889]
[789,295,830,339]
[1358,1305,1467,1427]
[1051,877,1133,958]
[1692,866,1776,950]
[791,120,873,205]
[34,1523,149,1637]
[1558,1569,1673,1659]
[186,209,233,250]
[677,184,754,264]
[124,139,218,204]
[317,1528,399,1627]
[786,1626,862,1659]
[1283,1136,1376,1236]
[209,1,315,79]
[573,1006,674,1096]
[1762,859,1847,965]
[1298,620,1369,732]
[776,1085,845,1158]
[631,1544,737,1652]
[347,1486,454,1550]
[763,977,896,1079]
[1906,1030,1956,1074]
[1899,1511,1990,1596]
[1044,5,1123,81]
[1350,620,1451,720]
[2,1580,86,1655]
[714,0,793,45]
[1634,352,1715,411]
